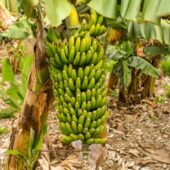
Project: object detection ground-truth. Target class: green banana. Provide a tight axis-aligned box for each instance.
[82,76,88,90]
[65,122,74,134]
[81,92,86,103]
[86,138,107,144]
[90,121,97,128]
[79,115,85,125]
[94,24,100,36]
[88,69,95,80]
[68,78,75,91]
[86,89,91,101]
[66,115,72,123]
[86,49,93,64]
[70,107,76,116]
[90,52,98,65]
[76,94,81,106]
[64,45,69,57]
[69,47,76,63]
[92,39,98,52]
[78,124,83,133]
[75,102,80,111]
[84,118,91,129]
[78,68,84,81]
[85,132,91,139]
[72,115,78,123]
[81,101,87,110]
[84,66,90,77]
[63,107,69,115]
[89,24,96,35]
[75,37,81,52]
[69,36,75,50]
[62,70,68,80]
[71,121,78,134]
[96,95,102,107]
[79,52,86,66]
[86,101,91,111]
[71,69,77,82]
[70,97,76,107]
[78,109,83,117]
[97,15,103,24]
[59,123,69,135]
[66,87,73,97]
[80,38,86,53]
[55,53,63,67]
[61,135,73,143]
[60,49,68,64]
[88,78,95,89]
[76,78,81,89]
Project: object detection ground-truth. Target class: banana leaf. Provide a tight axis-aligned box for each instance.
[157,0,170,18]
[141,0,161,24]
[44,0,73,27]
[124,0,142,22]
[88,0,118,19]
[113,60,131,87]
[129,56,160,77]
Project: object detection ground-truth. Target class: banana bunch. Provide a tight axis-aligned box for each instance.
[47,34,108,145]
[79,9,107,37]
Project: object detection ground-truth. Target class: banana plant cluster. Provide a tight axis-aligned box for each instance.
[46,10,109,144]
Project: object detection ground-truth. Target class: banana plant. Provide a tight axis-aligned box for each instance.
[106,40,163,103]
[4,0,75,169]
[6,126,47,170]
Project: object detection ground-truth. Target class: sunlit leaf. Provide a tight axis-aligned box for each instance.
[44,0,73,27]
[2,58,16,83]
[142,0,160,24]
[157,0,170,18]
[88,0,118,19]
[124,0,142,21]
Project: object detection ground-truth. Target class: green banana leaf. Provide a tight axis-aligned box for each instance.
[128,56,160,77]
[141,0,161,24]
[157,0,170,17]
[88,0,118,19]
[143,46,169,57]
[44,0,73,27]
[113,60,131,87]
[123,0,142,22]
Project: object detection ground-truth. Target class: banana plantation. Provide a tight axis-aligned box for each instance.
[0,0,170,169]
